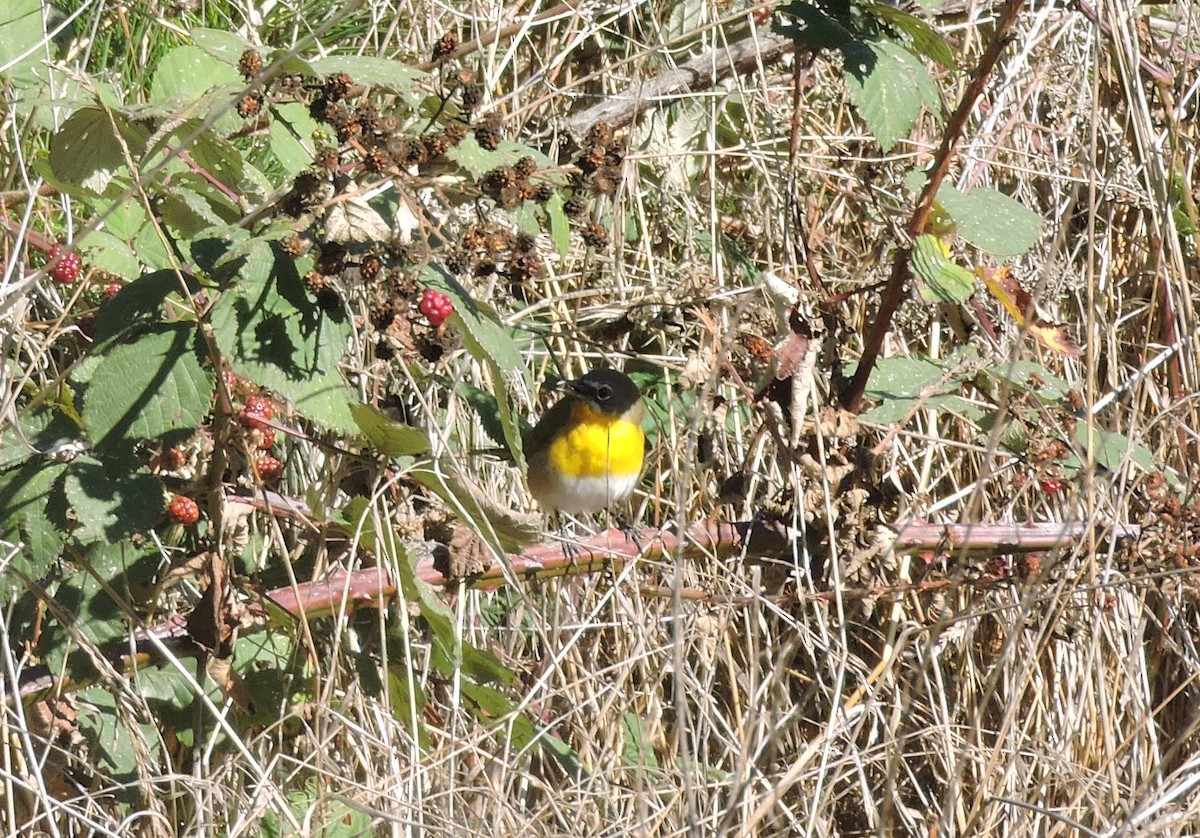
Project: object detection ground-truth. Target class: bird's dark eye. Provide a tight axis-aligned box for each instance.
[596,384,612,401]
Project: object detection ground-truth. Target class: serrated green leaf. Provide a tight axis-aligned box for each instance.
[447,134,549,178]
[0,458,69,587]
[860,353,981,422]
[349,404,430,457]
[910,234,975,303]
[189,27,251,65]
[842,40,939,152]
[208,243,358,432]
[0,0,46,85]
[777,1,856,50]
[94,194,146,241]
[269,102,319,174]
[49,108,150,193]
[134,221,174,270]
[309,55,425,96]
[62,458,164,542]
[935,184,1044,257]
[81,323,215,450]
[79,230,140,278]
[93,270,200,347]
[150,45,244,133]
[1077,425,1157,474]
[866,4,957,69]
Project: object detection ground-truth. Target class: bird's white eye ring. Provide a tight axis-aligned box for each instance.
[596,385,612,401]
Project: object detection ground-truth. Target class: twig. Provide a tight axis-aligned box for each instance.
[841,0,1028,412]
[560,31,794,139]
[9,515,1143,704]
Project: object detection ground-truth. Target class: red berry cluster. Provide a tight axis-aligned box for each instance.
[166,495,200,526]
[241,395,276,430]
[47,243,83,285]
[418,288,453,327]
[254,454,284,481]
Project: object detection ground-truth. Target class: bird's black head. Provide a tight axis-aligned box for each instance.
[563,369,642,417]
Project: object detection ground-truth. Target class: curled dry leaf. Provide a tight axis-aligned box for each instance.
[979,265,1082,357]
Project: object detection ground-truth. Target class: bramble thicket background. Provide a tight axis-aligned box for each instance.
[2,0,1199,835]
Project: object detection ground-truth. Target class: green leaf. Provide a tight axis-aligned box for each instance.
[269,102,319,174]
[149,45,244,133]
[81,323,215,451]
[0,458,69,586]
[977,360,1069,403]
[910,234,975,303]
[188,27,251,65]
[461,645,516,686]
[62,458,164,542]
[935,184,1044,257]
[1078,425,1157,474]
[455,379,524,450]
[93,270,200,348]
[842,40,939,152]
[79,230,140,278]
[49,107,150,193]
[208,242,358,433]
[777,1,856,51]
[621,712,661,771]
[866,4,957,69]
[546,190,571,258]
[92,195,146,241]
[310,55,426,96]
[349,404,431,457]
[386,669,429,745]
[409,464,540,554]
[860,352,982,423]
[447,134,549,178]
[0,0,46,85]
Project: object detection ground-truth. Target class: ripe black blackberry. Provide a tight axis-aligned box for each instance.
[533,183,555,203]
[581,221,609,248]
[445,251,470,275]
[563,196,587,218]
[578,146,605,175]
[360,254,383,281]
[364,147,391,173]
[432,32,459,62]
[323,72,354,101]
[513,232,536,253]
[461,84,481,113]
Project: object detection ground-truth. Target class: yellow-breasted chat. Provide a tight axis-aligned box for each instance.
[523,369,645,514]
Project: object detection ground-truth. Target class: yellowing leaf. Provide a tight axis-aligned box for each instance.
[910,234,975,303]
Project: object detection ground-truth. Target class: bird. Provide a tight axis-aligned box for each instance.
[523,369,646,515]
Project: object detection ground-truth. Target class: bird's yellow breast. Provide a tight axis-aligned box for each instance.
[547,402,645,479]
